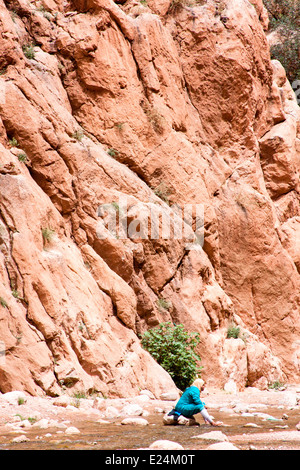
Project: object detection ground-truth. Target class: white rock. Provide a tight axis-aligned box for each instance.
[192,431,229,442]
[154,407,164,413]
[121,417,149,426]
[253,412,280,421]
[224,380,238,394]
[1,391,27,405]
[11,415,22,423]
[12,435,29,443]
[140,390,155,399]
[65,426,80,434]
[160,391,179,401]
[105,406,120,419]
[206,442,239,450]
[53,396,72,407]
[121,404,143,416]
[93,397,106,410]
[233,404,249,413]
[66,405,80,412]
[135,395,151,403]
[149,440,184,450]
[32,419,49,429]
[19,419,32,428]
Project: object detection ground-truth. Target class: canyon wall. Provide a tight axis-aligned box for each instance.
[0,0,299,397]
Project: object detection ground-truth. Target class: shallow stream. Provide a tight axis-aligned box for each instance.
[1,406,300,450]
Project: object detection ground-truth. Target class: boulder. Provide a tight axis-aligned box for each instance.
[149,440,184,450]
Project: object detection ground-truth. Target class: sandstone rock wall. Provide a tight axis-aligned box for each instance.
[0,0,299,396]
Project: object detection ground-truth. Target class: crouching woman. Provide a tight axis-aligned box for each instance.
[166,379,222,426]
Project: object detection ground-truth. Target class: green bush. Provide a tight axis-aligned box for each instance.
[141,322,202,390]
[263,0,300,82]
[270,36,300,82]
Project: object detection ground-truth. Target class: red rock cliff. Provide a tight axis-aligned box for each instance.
[0,0,299,397]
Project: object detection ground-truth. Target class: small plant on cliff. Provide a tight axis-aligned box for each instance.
[141,322,202,390]
[9,137,19,148]
[227,323,240,339]
[22,43,36,60]
[169,0,206,12]
[12,289,22,300]
[156,297,172,312]
[72,129,85,141]
[153,181,171,205]
[42,227,55,245]
[107,148,119,157]
[268,380,286,390]
[18,153,28,163]
[0,297,8,308]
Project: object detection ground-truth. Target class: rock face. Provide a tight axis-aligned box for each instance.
[0,0,299,397]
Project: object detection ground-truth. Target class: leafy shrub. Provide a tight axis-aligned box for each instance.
[263,0,300,82]
[263,0,299,28]
[270,36,300,82]
[141,322,202,390]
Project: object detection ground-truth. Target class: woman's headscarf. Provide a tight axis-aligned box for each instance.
[192,378,205,390]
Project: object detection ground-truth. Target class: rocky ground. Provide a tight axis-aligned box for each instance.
[1,385,300,450]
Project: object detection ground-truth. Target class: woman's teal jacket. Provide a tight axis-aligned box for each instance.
[174,386,205,418]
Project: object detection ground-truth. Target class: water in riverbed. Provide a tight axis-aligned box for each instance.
[1,407,300,450]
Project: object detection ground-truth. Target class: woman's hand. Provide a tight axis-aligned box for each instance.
[211,420,223,426]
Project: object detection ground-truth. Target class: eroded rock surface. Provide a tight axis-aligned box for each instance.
[0,0,299,397]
